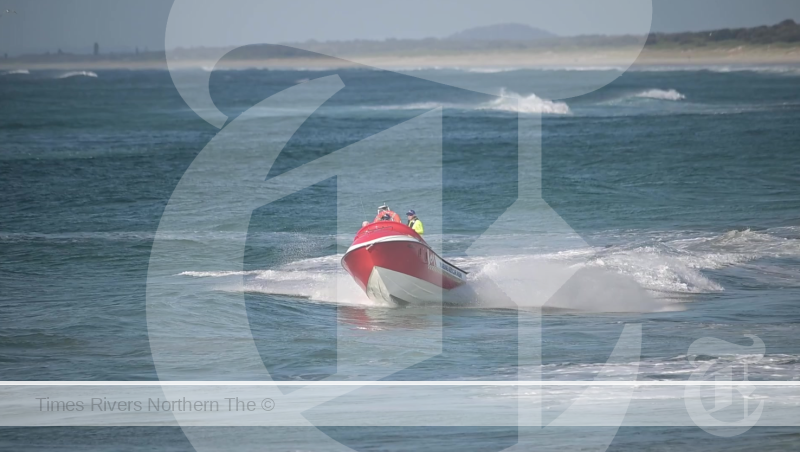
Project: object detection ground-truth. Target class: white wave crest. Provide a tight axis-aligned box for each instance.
[201,66,260,72]
[635,89,686,101]
[465,67,519,73]
[674,228,800,262]
[2,69,29,75]
[539,66,625,72]
[482,88,571,114]
[396,66,625,73]
[586,245,725,294]
[177,228,800,310]
[525,353,800,381]
[57,71,98,79]
[365,89,569,114]
[447,257,670,312]
[452,228,800,304]
[631,65,800,76]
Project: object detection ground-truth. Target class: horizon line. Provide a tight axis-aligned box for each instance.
[3,381,800,386]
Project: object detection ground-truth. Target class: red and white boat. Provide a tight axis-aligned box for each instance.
[342,222,468,304]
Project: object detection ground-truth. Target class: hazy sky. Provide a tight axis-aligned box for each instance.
[1,0,799,55]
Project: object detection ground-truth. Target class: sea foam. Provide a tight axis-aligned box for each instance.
[176,228,800,311]
[465,67,520,73]
[634,88,686,101]
[57,71,98,79]
[481,88,571,114]
[366,88,569,114]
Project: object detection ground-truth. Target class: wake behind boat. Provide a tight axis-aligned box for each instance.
[342,222,468,305]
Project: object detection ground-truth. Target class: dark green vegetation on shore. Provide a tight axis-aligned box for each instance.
[645,19,800,47]
[3,19,800,65]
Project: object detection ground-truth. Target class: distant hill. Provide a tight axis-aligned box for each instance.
[446,23,557,41]
[5,20,800,68]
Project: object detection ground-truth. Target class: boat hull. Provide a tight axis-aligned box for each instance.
[341,223,467,304]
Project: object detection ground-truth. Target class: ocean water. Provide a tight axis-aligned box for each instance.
[2,65,800,450]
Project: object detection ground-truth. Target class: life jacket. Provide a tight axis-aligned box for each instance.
[407,216,424,235]
[373,210,401,223]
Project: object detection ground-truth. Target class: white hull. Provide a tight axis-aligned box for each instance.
[365,266,445,305]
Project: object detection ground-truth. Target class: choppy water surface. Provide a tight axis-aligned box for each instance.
[2,65,800,450]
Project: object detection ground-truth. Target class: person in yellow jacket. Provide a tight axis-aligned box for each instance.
[406,210,424,235]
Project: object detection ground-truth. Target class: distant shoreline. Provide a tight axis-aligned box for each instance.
[2,46,800,71]
[4,19,799,72]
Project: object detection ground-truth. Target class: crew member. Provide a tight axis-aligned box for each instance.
[406,209,424,235]
[373,203,401,223]
[379,213,393,221]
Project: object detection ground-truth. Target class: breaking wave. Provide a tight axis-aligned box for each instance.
[586,228,800,292]
[539,66,625,72]
[177,228,800,312]
[631,65,800,75]
[366,89,570,115]
[397,66,625,73]
[447,228,800,311]
[2,69,29,75]
[57,71,98,79]
[529,352,800,381]
[482,88,571,114]
[634,88,686,101]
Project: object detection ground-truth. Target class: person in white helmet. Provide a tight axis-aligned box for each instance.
[372,203,401,223]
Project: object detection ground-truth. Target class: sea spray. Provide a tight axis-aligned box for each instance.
[446,259,669,312]
[178,228,800,310]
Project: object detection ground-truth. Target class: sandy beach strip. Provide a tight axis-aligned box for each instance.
[2,46,799,71]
